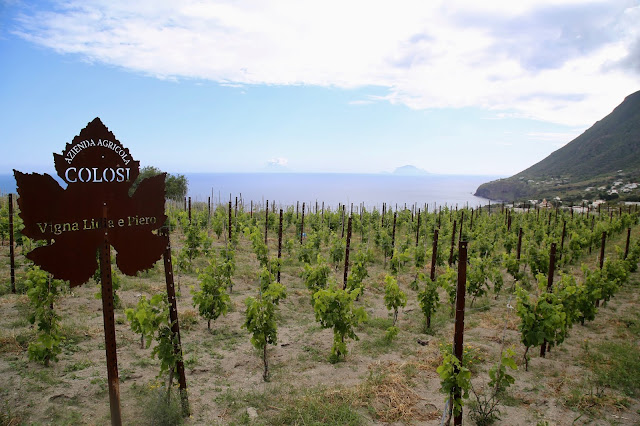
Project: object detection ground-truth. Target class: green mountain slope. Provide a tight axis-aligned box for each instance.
[476,90,640,202]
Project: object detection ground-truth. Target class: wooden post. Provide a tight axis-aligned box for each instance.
[448,220,457,265]
[391,212,397,250]
[300,202,305,244]
[9,194,16,293]
[547,243,556,291]
[229,201,232,244]
[341,205,346,238]
[415,208,421,246]
[430,229,439,282]
[343,215,352,289]
[100,206,122,426]
[250,200,253,218]
[458,211,464,242]
[296,201,299,219]
[264,200,269,245]
[208,196,211,218]
[589,216,595,255]
[235,196,238,217]
[595,231,606,308]
[624,227,631,260]
[559,221,566,260]
[188,197,191,224]
[161,228,189,416]
[453,241,468,426]
[516,227,523,261]
[540,243,556,358]
[599,231,606,270]
[278,209,283,283]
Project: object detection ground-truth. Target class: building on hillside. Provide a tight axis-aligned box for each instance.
[539,199,552,209]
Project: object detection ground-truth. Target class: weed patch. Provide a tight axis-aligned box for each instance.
[133,382,185,426]
[582,341,640,398]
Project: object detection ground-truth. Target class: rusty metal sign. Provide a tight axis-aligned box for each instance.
[14,117,167,287]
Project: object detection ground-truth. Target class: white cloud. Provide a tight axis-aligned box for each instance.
[267,157,288,167]
[11,0,640,126]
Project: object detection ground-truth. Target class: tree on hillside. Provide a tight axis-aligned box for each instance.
[130,166,188,201]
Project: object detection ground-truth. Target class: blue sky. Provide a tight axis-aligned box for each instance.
[1,0,639,175]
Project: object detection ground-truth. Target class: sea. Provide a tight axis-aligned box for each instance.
[0,172,498,210]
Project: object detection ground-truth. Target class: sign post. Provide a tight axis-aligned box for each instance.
[8,193,16,293]
[14,118,172,424]
[100,205,122,425]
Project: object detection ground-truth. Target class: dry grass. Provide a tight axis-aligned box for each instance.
[331,359,443,423]
[0,331,29,354]
[477,309,519,332]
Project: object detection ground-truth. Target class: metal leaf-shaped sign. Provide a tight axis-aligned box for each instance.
[14,117,167,287]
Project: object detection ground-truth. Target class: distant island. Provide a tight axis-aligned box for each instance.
[391,165,430,176]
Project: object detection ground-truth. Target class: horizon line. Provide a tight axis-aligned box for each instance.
[0,170,507,178]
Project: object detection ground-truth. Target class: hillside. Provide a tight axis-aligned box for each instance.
[476,90,640,202]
